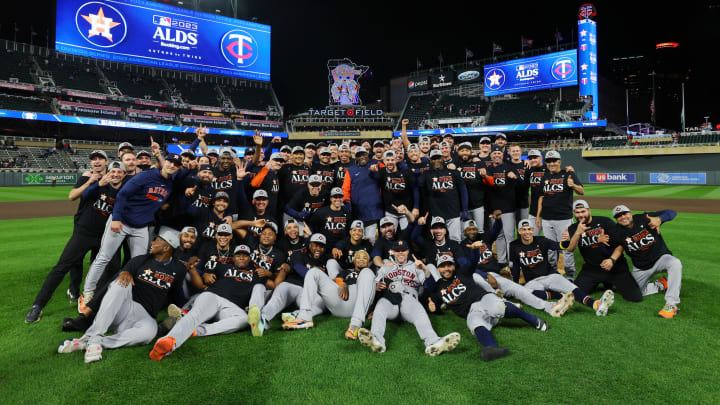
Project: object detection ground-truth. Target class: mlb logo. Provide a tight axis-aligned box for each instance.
[153,15,171,26]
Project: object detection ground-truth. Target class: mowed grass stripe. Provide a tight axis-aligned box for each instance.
[2,212,720,403]
[583,184,720,199]
[0,186,73,202]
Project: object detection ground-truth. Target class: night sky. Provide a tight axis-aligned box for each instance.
[2,0,718,128]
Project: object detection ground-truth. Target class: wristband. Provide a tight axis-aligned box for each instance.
[609,257,616,264]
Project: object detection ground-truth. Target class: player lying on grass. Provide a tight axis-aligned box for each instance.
[57,230,186,363]
[607,205,682,318]
[282,250,376,340]
[510,219,615,317]
[149,244,271,361]
[357,240,461,356]
[427,255,550,362]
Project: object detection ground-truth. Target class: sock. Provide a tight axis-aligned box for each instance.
[504,301,538,326]
[573,288,595,308]
[474,327,498,347]
[532,290,551,300]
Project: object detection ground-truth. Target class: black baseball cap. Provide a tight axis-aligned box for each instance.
[490,146,503,153]
[198,164,213,172]
[392,240,410,251]
[166,153,182,164]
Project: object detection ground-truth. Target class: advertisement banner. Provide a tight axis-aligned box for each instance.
[56,0,271,80]
[589,173,636,184]
[456,70,481,83]
[483,49,578,96]
[22,173,78,185]
[650,173,707,184]
[431,72,454,89]
[407,76,429,92]
[578,19,599,119]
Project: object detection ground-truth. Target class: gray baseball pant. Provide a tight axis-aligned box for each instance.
[385,212,409,231]
[486,272,556,314]
[369,295,441,348]
[515,208,529,222]
[446,216,462,242]
[296,268,375,327]
[528,215,541,236]
[631,254,682,306]
[524,273,578,295]
[466,294,506,331]
[364,223,378,244]
[542,218,576,279]
[261,282,303,322]
[82,282,157,348]
[326,259,343,279]
[470,207,485,233]
[165,291,249,349]
[84,215,149,295]
[492,212,516,264]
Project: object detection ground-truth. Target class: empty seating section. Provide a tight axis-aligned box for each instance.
[557,100,585,111]
[40,56,103,93]
[487,98,553,125]
[222,85,275,111]
[432,95,488,119]
[590,137,628,148]
[104,69,167,100]
[0,48,35,84]
[168,79,220,106]
[0,93,53,113]
[401,94,435,128]
[678,133,720,145]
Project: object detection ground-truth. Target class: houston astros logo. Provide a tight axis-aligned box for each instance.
[220,29,258,67]
[484,68,505,90]
[551,57,575,80]
[75,2,127,47]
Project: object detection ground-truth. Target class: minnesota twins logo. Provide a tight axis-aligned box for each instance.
[75,2,127,48]
[220,29,258,67]
[551,57,575,80]
[484,68,505,90]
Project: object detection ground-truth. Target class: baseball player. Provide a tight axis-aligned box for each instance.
[306,187,352,249]
[333,144,355,187]
[57,230,186,363]
[282,250,376,339]
[412,216,470,274]
[249,151,285,219]
[182,191,234,248]
[564,200,643,302]
[524,149,546,236]
[508,145,530,222]
[374,150,419,230]
[149,244,272,361]
[455,141,488,231]
[483,146,519,267]
[312,147,338,194]
[510,219,614,317]
[535,150,583,280]
[275,219,310,264]
[605,205,681,318]
[79,153,189,311]
[419,149,469,242]
[342,147,384,243]
[370,214,415,268]
[278,146,311,223]
[328,220,373,278]
[25,161,124,323]
[357,240,461,356]
[284,174,328,222]
[427,255,549,362]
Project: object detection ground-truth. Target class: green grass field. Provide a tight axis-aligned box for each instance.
[1,187,720,404]
[0,186,73,202]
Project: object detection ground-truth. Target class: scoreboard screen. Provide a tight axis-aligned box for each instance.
[483,50,578,96]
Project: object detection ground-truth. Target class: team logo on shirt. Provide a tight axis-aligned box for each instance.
[624,229,656,252]
[519,248,544,268]
[291,169,310,184]
[324,216,347,232]
[543,178,565,194]
[385,268,419,287]
[530,172,545,185]
[223,267,254,282]
[251,250,275,271]
[385,177,407,191]
[193,194,211,209]
[580,227,605,247]
[493,172,507,186]
[138,268,176,290]
[459,166,477,179]
[431,176,455,191]
[92,193,115,216]
[440,278,467,304]
[478,244,493,264]
[213,174,233,191]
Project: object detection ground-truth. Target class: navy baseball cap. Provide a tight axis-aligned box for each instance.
[198,164,213,172]
[392,240,410,251]
[166,153,182,164]
[181,149,195,158]
[490,146,503,154]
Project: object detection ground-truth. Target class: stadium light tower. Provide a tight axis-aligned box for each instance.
[578,3,599,120]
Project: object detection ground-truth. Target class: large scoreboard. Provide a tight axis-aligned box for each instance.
[483,49,578,96]
[55,0,271,81]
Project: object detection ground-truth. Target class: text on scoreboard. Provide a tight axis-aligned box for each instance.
[483,49,577,96]
[55,0,271,81]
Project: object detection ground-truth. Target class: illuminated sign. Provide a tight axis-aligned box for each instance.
[327,58,368,105]
[56,0,271,80]
[407,76,429,92]
[656,42,679,49]
[308,108,383,117]
[579,3,597,19]
[394,120,608,136]
[483,50,578,96]
[578,19,599,120]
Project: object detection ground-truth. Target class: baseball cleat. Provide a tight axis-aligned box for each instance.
[535,317,549,332]
[425,332,461,357]
[78,292,93,314]
[282,319,314,330]
[63,315,92,332]
[84,343,103,363]
[345,325,359,340]
[550,292,575,318]
[58,338,87,354]
[358,328,385,353]
[25,304,42,323]
[149,336,176,361]
[656,277,668,291]
[167,304,186,321]
[248,305,265,337]
[281,311,298,323]
[480,346,510,362]
[658,304,678,319]
[594,290,615,317]
[67,289,78,303]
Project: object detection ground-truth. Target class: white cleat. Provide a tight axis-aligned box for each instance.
[281,311,298,323]
[58,338,86,354]
[595,290,615,317]
[425,332,461,357]
[358,328,386,353]
[84,343,103,363]
[550,292,575,318]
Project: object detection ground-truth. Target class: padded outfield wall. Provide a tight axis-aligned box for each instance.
[560,150,720,185]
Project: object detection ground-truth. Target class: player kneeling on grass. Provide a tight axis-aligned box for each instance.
[510,219,614,317]
[428,255,549,362]
[606,205,681,318]
[149,244,271,361]
[357,241,461,356]
[282,250,376,339]
[57,230,186,363]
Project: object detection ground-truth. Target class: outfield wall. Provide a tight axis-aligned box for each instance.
[561,150,720,185]
[0,172,78,186]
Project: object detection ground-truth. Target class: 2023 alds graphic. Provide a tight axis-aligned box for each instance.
[56,0,271,80]
[483,49,578,96]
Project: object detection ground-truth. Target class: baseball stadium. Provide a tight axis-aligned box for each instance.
[1,1,719,404]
